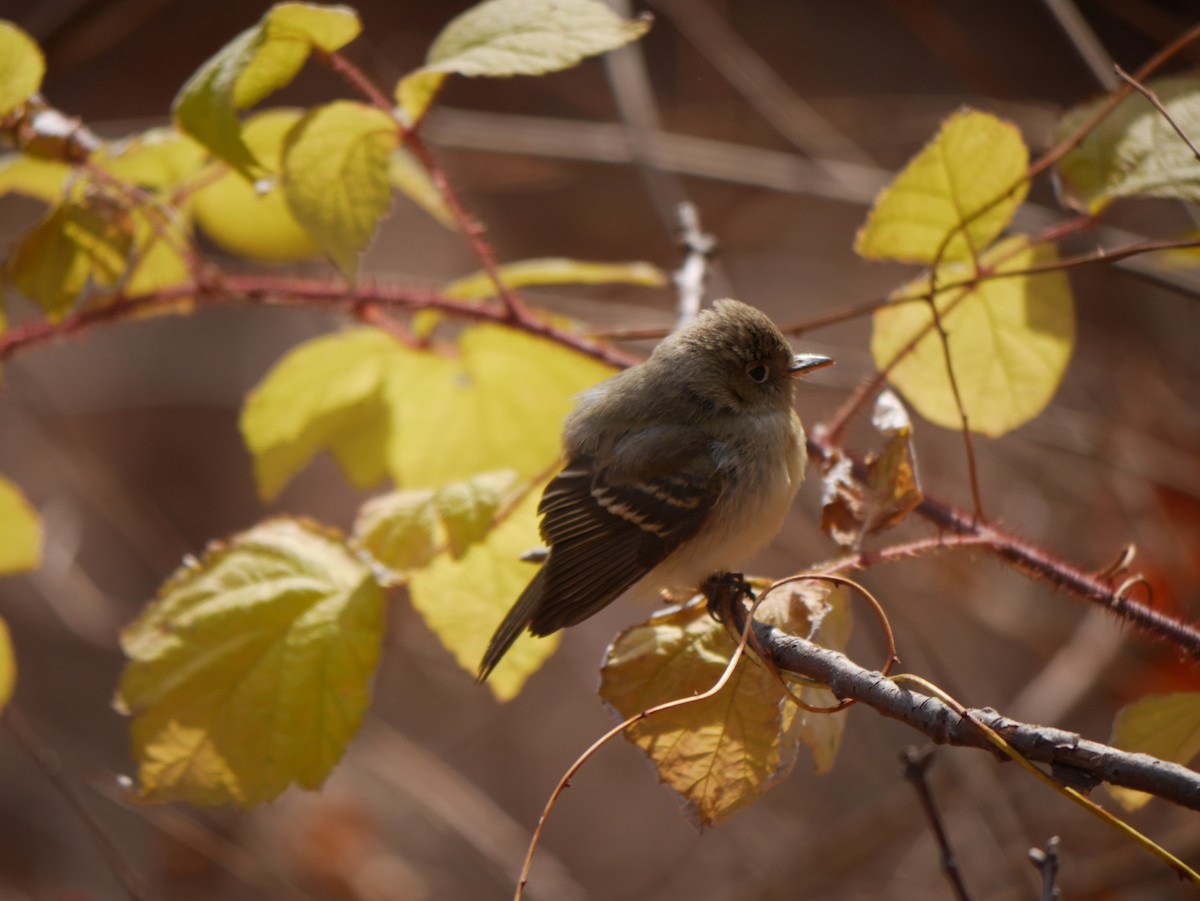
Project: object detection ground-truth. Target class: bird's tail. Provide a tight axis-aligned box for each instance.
[477,567,547,683]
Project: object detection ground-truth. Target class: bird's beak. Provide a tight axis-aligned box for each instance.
[790,353,834,377]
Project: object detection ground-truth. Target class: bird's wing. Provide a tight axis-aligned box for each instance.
[528,444,723,635]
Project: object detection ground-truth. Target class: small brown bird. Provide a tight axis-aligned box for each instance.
[478,299,832,681]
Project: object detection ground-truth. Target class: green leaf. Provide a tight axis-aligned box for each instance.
[0,21,45,116]
[0,475,42,575]
[240,329,400,501]
[855,108,1029,265]
[193,108,322,262]
[396,0,651,123]
[1056,75,1200,213]
[0,154,70,203]
[172,3,361,176]
[443,257,667,301]
[281,101,398,279]
[1109,692,1200,812]
[388,148,456,230]
[871,236,1074,436]
[0,617,14,715]
[6,200,133,320]
[115,517,386,807]
[408,481,556,701]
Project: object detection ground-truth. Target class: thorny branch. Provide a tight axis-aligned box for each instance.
[806,436,1200,659]
[2,11,1199,835]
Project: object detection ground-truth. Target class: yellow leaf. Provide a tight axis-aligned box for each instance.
[172,3,361,176]
[871,236,1074,436]
[124,208,193,300]
[855,109,1029,265]
[1057,75,1200,213]
[235,3,362,109]
[396,0,651,123]
[240,329,401,501]
[388,324,615,486]
[281,101,398,279]
[193,109,322,262]
[6,200,132,320]
[93,128,208,192]
[115,518,386,807]
[243,324,612,507]
[388,147,455,229]
[443,257,666,300]
[0,617,14,714]
[1109,692,1200,812]
[408,481,557,701]
[0,154,70,203]
[764,582,851,775]
[434,470,518,558]
[353,488,440,575]
[0,475,42,575]
[600,602,797,826]
[0,21,44,116]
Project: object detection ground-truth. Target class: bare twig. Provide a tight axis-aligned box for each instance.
[672,201,715,330]
[902,746,974,901]
[1043,0,1121,89]
[1029,836,1063,901]
[4,707,150,901]
[648,0,876,168]
[1031,20,1200,178]
[891,674,1200,884]
[750,620,1200,810]
[1114,62,1200,161]
[603,1,688,231]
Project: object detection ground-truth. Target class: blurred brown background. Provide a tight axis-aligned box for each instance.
[1,0,1199,898]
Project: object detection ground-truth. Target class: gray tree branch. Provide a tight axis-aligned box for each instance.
[752,619,1200,811]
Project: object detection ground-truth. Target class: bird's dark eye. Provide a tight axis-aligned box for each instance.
[747,363,769,383]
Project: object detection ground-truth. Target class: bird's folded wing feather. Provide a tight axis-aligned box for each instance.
[528,434,723,635]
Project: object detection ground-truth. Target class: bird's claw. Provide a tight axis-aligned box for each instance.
[702,571,755,621]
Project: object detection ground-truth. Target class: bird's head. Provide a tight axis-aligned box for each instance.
[667,299,833,413]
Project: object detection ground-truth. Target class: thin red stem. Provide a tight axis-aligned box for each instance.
[0,277,637,370]
[318,49,532,322]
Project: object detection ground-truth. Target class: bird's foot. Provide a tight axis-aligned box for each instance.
[702,571,755,621]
